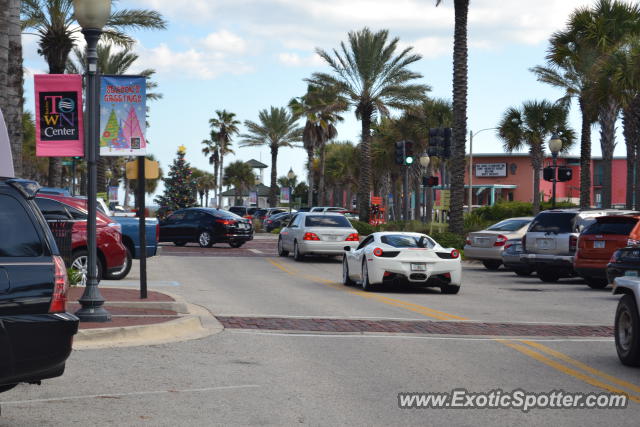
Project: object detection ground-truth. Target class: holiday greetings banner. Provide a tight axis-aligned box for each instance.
[35,74,84,157]
[99,76,147,156]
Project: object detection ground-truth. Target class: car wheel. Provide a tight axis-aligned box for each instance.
[174,241,187,247]
[615,294,640,366]
[104,247,132,280]
[584,276,608,289]
[293,241,304,262]
[229,241,244,248]
[278,238,289,257]
[482,260,502,270]
[361,260,374,291]
[538,270,559,283]
[198,231,213,248]
[342,256,355,286]
[514,268,533,277]
[441,284,460,294]
[71,249,103,286]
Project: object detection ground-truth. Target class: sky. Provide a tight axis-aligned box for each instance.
[21,0,622,204]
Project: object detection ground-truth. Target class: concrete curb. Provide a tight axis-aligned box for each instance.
[73,302,223,350]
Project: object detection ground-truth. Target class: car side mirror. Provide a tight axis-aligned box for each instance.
[343,246,352,252]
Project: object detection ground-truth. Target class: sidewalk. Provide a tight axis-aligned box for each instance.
[68,286,222,349]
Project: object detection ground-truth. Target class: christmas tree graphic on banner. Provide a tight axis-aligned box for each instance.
[122,106,146,150]
[100,109,119,148]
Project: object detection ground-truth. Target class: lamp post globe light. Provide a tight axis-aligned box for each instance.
[287,168,295,213]
[73,0,112,322]
[549,133,562,210]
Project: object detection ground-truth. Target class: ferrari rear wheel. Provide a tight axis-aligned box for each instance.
[361,260,374,291]
[342,256,355,286]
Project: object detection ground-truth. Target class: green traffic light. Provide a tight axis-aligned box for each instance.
[405,156,414,165]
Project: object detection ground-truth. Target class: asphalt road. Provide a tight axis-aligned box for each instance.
[2,238,640,426]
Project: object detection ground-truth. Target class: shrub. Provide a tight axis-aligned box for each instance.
[351,220,376,236]
[252,219,263,232]
[270,227,281,234]
[67,268,81,287]
[430,231,466,250]
[471,201,534,222]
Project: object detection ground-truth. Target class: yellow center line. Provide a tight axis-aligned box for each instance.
[265,258,466,321]
[497,340,640,403]
[519,340,640,395]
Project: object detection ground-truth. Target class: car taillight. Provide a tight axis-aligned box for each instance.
[49,255,68,313]
[450,249,460,259]
[493,235,507,247]
[266,220,273,224]
[628,238,640,246]
[345,233,359,241]
[216,219,236,226]
[465,236,471,245]
[570,235,578,252]
[303,232,320,241]
[373,247,383,257]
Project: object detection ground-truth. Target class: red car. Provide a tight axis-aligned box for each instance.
[574,215,640,289]
[35,194,128,284]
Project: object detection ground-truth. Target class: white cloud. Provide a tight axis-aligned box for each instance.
[277,52,325,67]
[202,30,248,54]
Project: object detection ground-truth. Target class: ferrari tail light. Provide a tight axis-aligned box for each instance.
[450,249,460,259]
[49,255,68,313]
[493,235,507,247]
[628,238,640,246]
[345,233,359,241]
[373,247,383,257]
[303,232,320,241]
[570,235,578,253]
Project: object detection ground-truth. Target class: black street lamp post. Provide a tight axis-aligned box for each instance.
[73,0,112,322]
[549,133,563,210]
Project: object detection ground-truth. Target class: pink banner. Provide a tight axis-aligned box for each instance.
[35,74,84,157]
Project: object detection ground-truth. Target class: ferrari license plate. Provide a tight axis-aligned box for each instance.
[594,241,605,248]
[411,263,427,271]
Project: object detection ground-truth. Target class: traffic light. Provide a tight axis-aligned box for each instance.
[422,176,439,187]
[404,140,414,165]
[557,166,573,182]
[543,167,555,181]
[394,141,405,165]
[428,128,443,157]
[443,128,452,158]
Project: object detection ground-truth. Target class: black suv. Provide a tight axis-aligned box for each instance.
[0,178,78,394]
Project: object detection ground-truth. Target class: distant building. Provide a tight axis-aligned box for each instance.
[457,153,628,208]
[219,159,277,208]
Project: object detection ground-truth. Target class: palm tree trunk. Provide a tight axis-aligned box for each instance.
[357,107,373,223]
[318,143,327,205]
[213,161,219,205]
[269,145,278,207]
[623,106,636,209]
[413,170,421,221]
[0,1,7,117]
[578,98,592,209]
[425,165,434,224]
[307,147,314,207]
[6,0,22,177]
[448,0,470,235]
[218,155,224,208]
[632,96,640,210]
[531,143,543,215]
[599,99,618,209]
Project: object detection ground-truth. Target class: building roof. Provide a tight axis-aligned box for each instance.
[246,159,268,169]
[220,183,277,197]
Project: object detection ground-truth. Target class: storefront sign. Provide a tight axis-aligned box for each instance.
[35,74,84,157]
[100,76,147,156]
[475,163,507,177]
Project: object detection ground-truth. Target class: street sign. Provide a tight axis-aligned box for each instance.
[126,159,159,179]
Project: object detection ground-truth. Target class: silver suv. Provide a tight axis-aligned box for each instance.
[522,209,623,283]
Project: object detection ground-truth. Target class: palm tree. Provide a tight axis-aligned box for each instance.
[531,24,598,210]
[199,172,217,207]
[554,0,640,208]
[201,134,220,203]
[240,107,303,207]
[223,161,255,206]
[436,0,470,234]
[324,141,359,211]
[21,0,167,187]
[209,110,240,208]
[289,84,347,206]
[307,27,428,223]
[3,0,23,177]
[498,100,575,214]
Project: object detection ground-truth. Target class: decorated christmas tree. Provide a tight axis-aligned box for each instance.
[101,109,119,147]
[154,146,198,219]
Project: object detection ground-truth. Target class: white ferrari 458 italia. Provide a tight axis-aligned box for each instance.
[342,232,462,294]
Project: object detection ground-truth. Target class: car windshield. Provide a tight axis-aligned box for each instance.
[381,234,435,249]
[305,215,351,227]
[583,218,638,236]
[529,212,576,233]
[487,219,530,232]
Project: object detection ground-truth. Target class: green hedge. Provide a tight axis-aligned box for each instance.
[351,220,376,236]
[430,232,466,250]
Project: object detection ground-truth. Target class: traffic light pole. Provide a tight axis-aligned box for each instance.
[552,152,558,209]
[403,166,409,221]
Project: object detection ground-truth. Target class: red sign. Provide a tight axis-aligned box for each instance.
[35,74,84,157]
